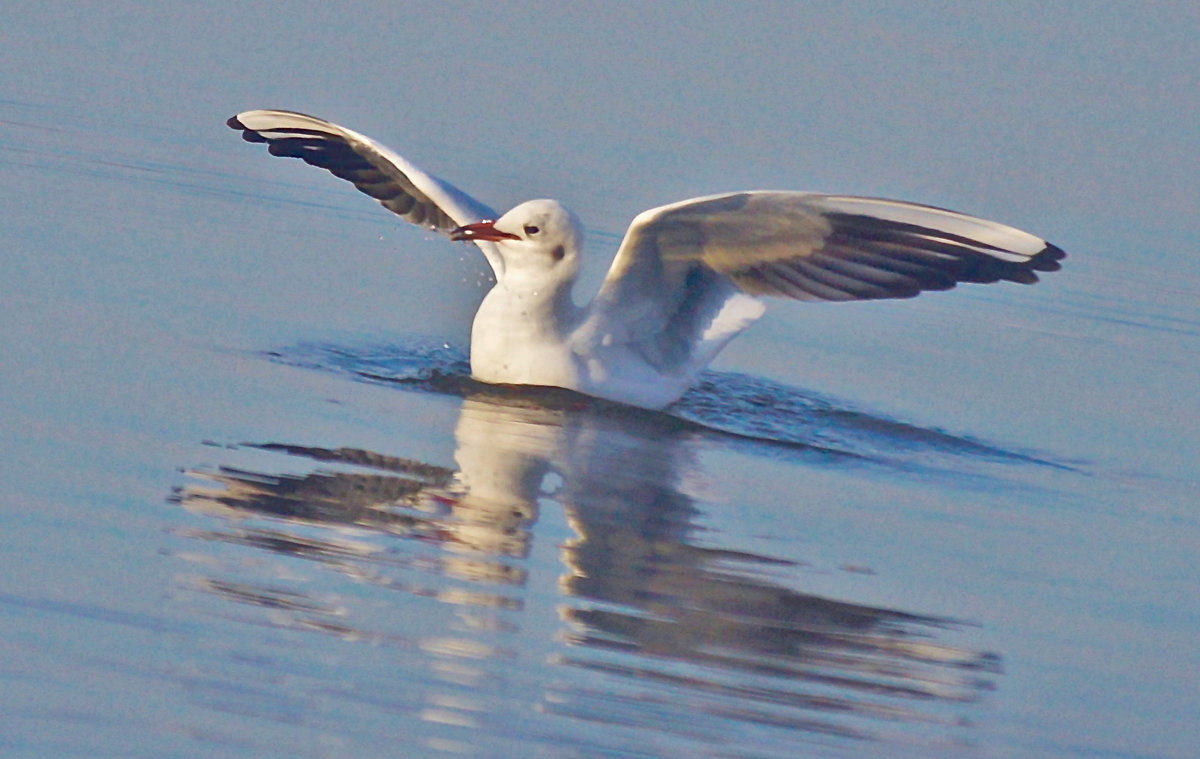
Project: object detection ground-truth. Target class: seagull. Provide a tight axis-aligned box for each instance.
[228,110,1065,410]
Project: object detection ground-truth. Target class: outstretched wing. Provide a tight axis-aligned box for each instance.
[228,109,501,272]
[582,191,1065,371]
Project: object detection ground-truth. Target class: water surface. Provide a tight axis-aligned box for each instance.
[2,6,1199,758]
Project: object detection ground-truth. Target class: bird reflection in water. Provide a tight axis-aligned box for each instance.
[173,387,1001,749]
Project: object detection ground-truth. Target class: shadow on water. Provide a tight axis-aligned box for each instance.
[171,340,1014,754]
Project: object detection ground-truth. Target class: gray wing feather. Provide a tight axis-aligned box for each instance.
[228,109,496,238]
[583,191,1065,370]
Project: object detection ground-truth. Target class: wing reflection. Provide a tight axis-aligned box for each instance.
[173,388,1001,751]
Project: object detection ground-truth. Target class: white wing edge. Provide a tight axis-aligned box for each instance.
[606,190,1055,282]
[233,109,504,275]
[810,194,1049,262]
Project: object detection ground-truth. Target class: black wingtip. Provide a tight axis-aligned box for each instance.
[229,117,269,144]
[1031,242,1067,272]
[227,114,270,143]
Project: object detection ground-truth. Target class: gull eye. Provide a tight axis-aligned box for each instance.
[523,224,540,236]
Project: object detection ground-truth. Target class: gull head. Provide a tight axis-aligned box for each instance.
[452,199,582,285]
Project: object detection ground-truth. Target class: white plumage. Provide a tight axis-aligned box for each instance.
[229,109,1065,409]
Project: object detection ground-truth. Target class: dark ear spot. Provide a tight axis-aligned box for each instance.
[551,245,565,261]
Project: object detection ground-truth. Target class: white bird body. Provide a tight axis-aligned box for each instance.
[229,110,1064,410]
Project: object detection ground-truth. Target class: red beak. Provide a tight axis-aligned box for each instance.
[450,220,519,242]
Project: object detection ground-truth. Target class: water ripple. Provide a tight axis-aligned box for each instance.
[170,373,1005,755]
[263,339,1072,475]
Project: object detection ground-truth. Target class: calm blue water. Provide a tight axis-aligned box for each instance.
[2,5,1198,758]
